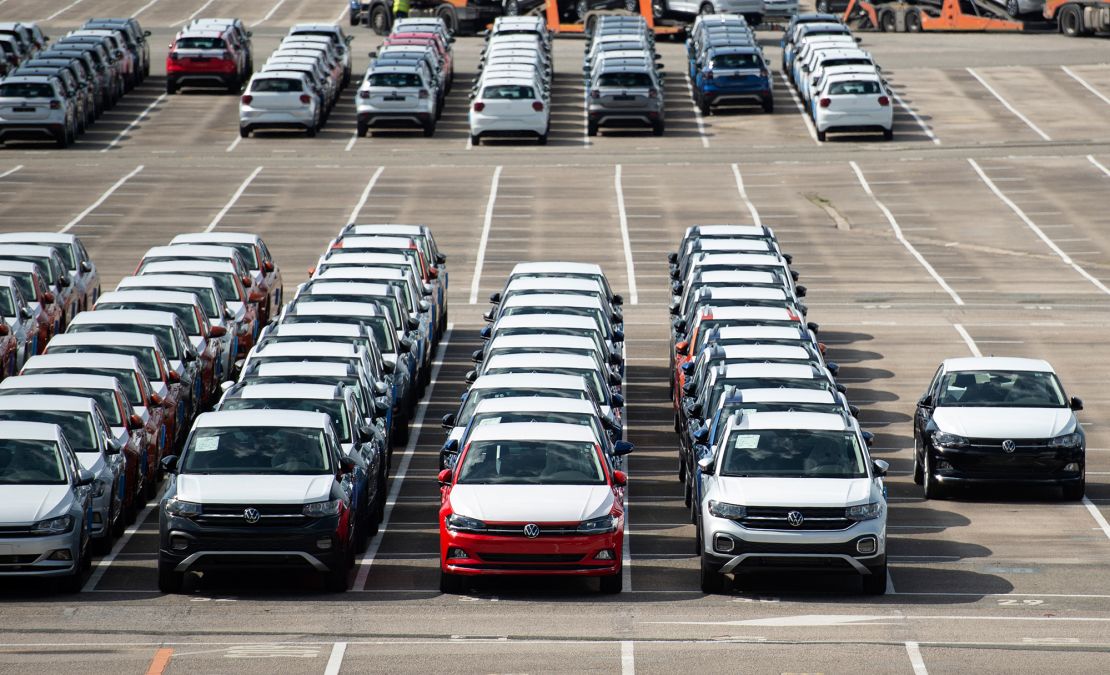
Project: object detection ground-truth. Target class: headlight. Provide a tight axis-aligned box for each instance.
[163,499,202,518]
[445,514,486,533]
[578,514,616,534]
[31,515,74,534]
[846,502,882,521]
[707,500,746,520]
[931,431,969,448]
[303,499,342,517]
[1048,432,1083,449]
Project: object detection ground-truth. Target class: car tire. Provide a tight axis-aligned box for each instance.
[912,441,924,485]
[1059,5,1085,36]
[683,472,692,507]
[537,132,547,145]
[239,125,250,138]
[470,134,480,146]
[325,562,349,592]
[699,554,725,594]
[862,562,888,595]
[357,120,368,137]
[349,9,360,26]
[157,560,184,594]
[905,9,922,32]
[1062,479,1085,501]
[58,544,89,593]
[652,122,665,136]
[878,9,896,32]
[306,124,317,138]
[922,452,947,500]
[370,5,392,36]
[1006,0,1020,16]
[111,496,127,539]
[423,124,435,138]
[55,128,69,149]
[677,456,686,482]
[698,2,715,15]
[599,571,623,594]
[816,129,827,142]
[439,569,465,594]
[883,128,894,141]
[587,122,598,137]
[166,79,177,95]
[226,78,240,95]
[762,97,774,114]
[698,100,710,115]
[436,4,459,35]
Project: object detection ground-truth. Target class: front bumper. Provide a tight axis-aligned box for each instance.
[160,515,346,573]
[0,531,81,578]
[930,444,1085,486]
[441,525,622,577]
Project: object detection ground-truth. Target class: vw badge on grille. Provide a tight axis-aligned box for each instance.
[243,508,261,524]
[1002,439,1016,454]
[523,523,540,538]
[787,511,804,527]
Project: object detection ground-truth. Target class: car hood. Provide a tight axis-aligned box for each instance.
[933,407,1075,438]
[174,474,334,505]
[0,485,71,524]
[76,451,106,473]
[449,484,614,523]
[714,477,874,507]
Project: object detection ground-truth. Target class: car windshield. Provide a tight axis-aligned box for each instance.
[598,72,652,87]
[0,289,13,316]
[29,367,141,405]
[695,321,799,351]
[3,272,35,301]
[0,255,59,282]
[99,302,200,334]
[483,84,534,99]
[828,80,882,95]
[181,426,331,474]
[0,82,55,98]
[706,378,828,415]
[0,440,67,484]
[0,410,96,452]
[48,388,121,425]
[252,78,302,92]
[457,440,604,485]
[221,399,351,443]
[721,429,867,478]
[175,37,225,50]
[458,387,586,422]
[71,323,179,360]
[712,53,760,69]
[310,294,401,329]
[937,370,1067,407]
[488,367,607,404]
[369,72,421,87]
[48,345,160,381]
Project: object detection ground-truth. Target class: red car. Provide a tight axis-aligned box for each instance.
[437,423,626,595]
[165,28,246,94]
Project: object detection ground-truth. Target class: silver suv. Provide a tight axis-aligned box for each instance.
[587,65,664,137]
[0,75,79,147]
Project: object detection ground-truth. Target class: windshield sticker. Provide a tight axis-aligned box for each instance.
[194,436,219,452]
[734,434,760,449]
[477,417,502,426]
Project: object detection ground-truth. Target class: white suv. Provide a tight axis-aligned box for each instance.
[0,75,79,147]
[695,410,888,595]
[356,64,438,137]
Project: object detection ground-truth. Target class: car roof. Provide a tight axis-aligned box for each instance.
[0,373,120,390]
[711,344,811,360]
[485,353,598,369]
[466,422,597,443]
[170,232,261,245]
[489,334,596,349]
[290,301,384,316]
[502,294,602,308]
[0,244,60,255]
[696,270,778,283]
[47,332,159,348]
[715,326,805,339]
[323,252,410,264]
[0,395,97,413]
[0,421,64,441]
[252,342,358,357]
[734,411,847,431]
[98,290,199,305]
[195,410,331,429]
[369,65,422,74]
[697,306,798,321]
[942,357,1055,373]
[472,397,595,414]
[825,70,882,82]
[271,323,363,337]
[0,260,39,272]
[693,252,786,266]
[697,286,787,300]
[141,260,234,273]
[304,281,391,295]
[495,314,598,329]
[317,267,405,280]
[470,373,587,390]
[728,388,837,404]
[720,363,818,378]
[118,274,218,289]
[0,75,56,84]
[230,383,341,400]
[70,309,178,326]
[511,262,604,275]
[25,353,142,370]
[253,362,351,377]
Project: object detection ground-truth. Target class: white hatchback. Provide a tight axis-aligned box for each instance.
[239,72,319,138]
[469,77,549,145]
[812,72,893,142]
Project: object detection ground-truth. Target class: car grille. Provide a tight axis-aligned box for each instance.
[194,504,306,527]
[0,555,39,565]
[482,525,581,537]
[0,526,36,538]
[739,506,851,531]
[477,553,584,563]
[736,556,856,571]
[966,437,1052,450]
[729,539,866,556]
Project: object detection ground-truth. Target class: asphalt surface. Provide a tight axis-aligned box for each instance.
[1,1,1110,673]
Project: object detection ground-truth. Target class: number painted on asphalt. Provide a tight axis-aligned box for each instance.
[998,598,1044,606]
[732,596,780,603]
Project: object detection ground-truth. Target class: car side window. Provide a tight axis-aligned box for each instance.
[927,366,944,401]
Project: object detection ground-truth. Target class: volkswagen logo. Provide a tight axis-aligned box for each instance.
[1002,440,1016,454]
[787,511,804,527]
[243,508,261,524]
[523,523,540,538]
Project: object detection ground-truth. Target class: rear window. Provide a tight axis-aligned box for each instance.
[0,82,55,98]
[252,78,303,92]
[175,37,226,50]
[482,84,534,99]
[598,72,652,88]
[712,53,761,69]
[828,80,882,95]
[369,72,422,87]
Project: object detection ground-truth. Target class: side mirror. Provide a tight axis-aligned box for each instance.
[612,328,624,343]
[612,469,627,486]
[464,370,477,385]
[669,302,680,316]
[76,468,96,486]
[359,423,374,440]
[795,285,807,298]
[248,290,264,303]
[918,394,933,408]
[612,294,623,306]
[610,393,625,409]
[443,438,459,454]
[437,468,452,486]
[849,404,860,418]
[835,383,847,394]
[128,414,143,430]
[161,455,178,473]
[791,270,800,282]
[696,454,714,474]
[807,321,820,334]
[1070,396,1084,411]
[482,310,494,322]
[182,351,196,363]
[407,316,420,330]
[667,252,678,264]
[682,380,697,396]
[168,370,181,383]
[862,431,875,447]
[374,397,389,415]
[338,457,356,477]
[263,260,275,273]
[0,324,8,336]
[826,362,840,377]
[242,276,253,288]
[436,252,447,264]
[609,371,622,386]
[43,291,55,304]
[20,307,32,320]
[675,341,689,356]
[428,268,439,279]
[373,381,388,396]
[872,459,889,477]
[691,425,709,444]
[105,439,121,455]
[441,413,456,430]
[57,276,70,288]
[471,349,485,363]
[418,300,431,313]
[219,380,235,393]
[209,325,227,338]
[398,338,412,353]
[488,292,502,304]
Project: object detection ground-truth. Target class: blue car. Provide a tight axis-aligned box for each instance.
[692,47,773,114]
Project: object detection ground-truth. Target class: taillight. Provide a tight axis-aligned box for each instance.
[418,89,429,99]
[532,100,544,111]
[241,94,252,105]
[300,94,312,104]
[648,89,658,99]
[472,101,485,112]
[878,95,890,106]
[49,100,61,110]
[819,98,831,108]
[359,90,369,99]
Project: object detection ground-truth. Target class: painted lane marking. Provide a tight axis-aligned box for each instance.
[966,69,1051,141]
[905,641,928,675]
[731,163,761,227]
[102,94,167,153]
[0,165,23,179]
[205,166,262,232]
[144,648,173,675]
[683,73,709,149]
[250,0,289,27]
[1089,155,1110,177]
[60,165,144,234]
[324,641,346,675]
[175,0,217,26]
[621,640,635,675]
[468,166,502,304]
[1082,497,1110,542]
[83,489,162,591]
[779,72,819,144]
[1062,67,1110,107]
[890,89,939,145]
[42,0,84,22]
[953,324,982,357]
[346,166,385,223]
[615,164,639,305]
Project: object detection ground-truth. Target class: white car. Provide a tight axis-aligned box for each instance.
[813,71,892,142]
[505,262,620,306]
[799,48,876,103]
[469,76,549,146]
[287,25,353,86]
[0,75,80,147]
[0,233,100,312]
[239,71,320,138]
[696,411,888,594]
[356,64,438,137]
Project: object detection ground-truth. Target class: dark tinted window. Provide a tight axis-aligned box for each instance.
[0,440,66,484]
[175,37,226,50]
[0,82,55,98]
[598,72,652,87]
[828,80,882,95]
[712,53,761,69]
[252,78,303,92]
[181,427,330,475]
[482,84,534,99]
[369,72,421,87]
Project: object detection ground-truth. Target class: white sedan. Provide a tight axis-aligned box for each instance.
[812,72,893,142]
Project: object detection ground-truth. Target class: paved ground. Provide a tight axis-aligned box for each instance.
[1,1,1109,673]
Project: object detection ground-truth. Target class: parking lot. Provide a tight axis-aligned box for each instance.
[1,0,1109,673]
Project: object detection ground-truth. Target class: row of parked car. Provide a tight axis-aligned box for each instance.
[666,224,891,595]
[686,14,774,115]
[357,16,456,137]
[469,16,552,145]
[782,13,893,141]
[584,15,665,137]
[239,23,355,138]
[437,262,631,593]
[0,18,151,147]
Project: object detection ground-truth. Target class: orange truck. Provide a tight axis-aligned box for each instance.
[843,0,1108,33]
[1044,0,1110,34]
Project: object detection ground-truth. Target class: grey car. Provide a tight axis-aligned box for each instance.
[587,65,665,136]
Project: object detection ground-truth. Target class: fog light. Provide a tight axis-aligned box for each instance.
[936,460,954,471]
[93,513,103,524]
[170,536,189,551]
[714,535,735,553]
[316,538,333,550]
[1065,463,1080,472]
[594,549,615,560]
[856,537,878,555]
[46,549,72,561]
[447,547,468,560]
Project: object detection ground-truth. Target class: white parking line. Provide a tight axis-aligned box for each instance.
[324,642,346,675]
[101,94,167,153]
[615,164,639,306]
[333,4,350,23]
[468,165,502,304]
[682,74,709,149]
[176,0,216,26]
[969,158,1110,296]
[225,136,242,153]
[345,132,359,152]
[1062,67,1110,107]
[354,326,452,590]
[890,89,940,145]
[83,492,161,592]
[0,165,22,179]
[347,166,385,223]
[41,0,83,22]
[59,165,145,234]
[621,641,635,675]
[965,69,1051,142]
[850,161,964,306]
[1083,497,1110,542]
[953,324,982,357]
[250,0,289,27]
[205,166,262,232]
[132,0,162,17]
[1089,155,1110,177]
[905,642,929,675]
[731,163,761,226]
[779,72,819,145]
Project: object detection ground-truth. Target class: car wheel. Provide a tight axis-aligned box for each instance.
[1006,0,1020,16]
[587,122,598,137]
[58,543,89,593]
[537,132,547,145]
[862,562,888,595]
[683,472,692,507]
[816,129,827,142]
[883,128,894,141]
[677,455,686,482]
[905,9,922,32]
[436,4,459,34]
[306,124,317,138]
[922,451,947,500]
[423,124,435,138]
[55,128,69,149]
[694,512,703,554]
[506,0,520,15]
[357,120,368,137]
[439,569,465,594]
[157,559,184,594]
[349,9,360,25]
[879,9,896,32]
[699,554,725,594]
[575,0,588,20]
[1062,479,1085,501]
[166,79,177,95]
[226,77,240,95]
[652,0,665,18]
[111,494,127,538]
[324,561,349,592]
[599,571,623,594]
[239,125,250,138]
[762,97,774,114]
[912,440,925,485]
[652,122,665,136]
[698,100,710,115]
[469,134,480,146]
[370,5,392,35]
[1059,5,1084,35]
